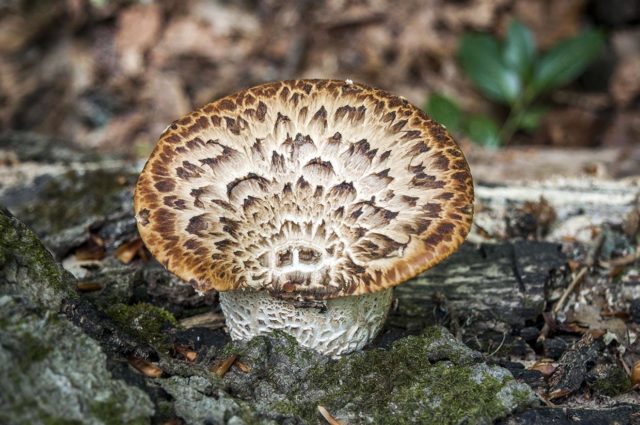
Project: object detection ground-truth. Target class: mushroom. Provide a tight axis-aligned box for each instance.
[134,79,474,356]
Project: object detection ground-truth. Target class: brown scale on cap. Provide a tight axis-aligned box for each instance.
[134,79,474,301]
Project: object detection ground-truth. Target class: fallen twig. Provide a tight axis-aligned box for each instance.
[599,249,640,268]
[553,267,589,315]
[536,393,557,407]
[554,232,605,315]
[616,351,632,377]
[487,332,507,357]
[317,405,343,425]
[538,233,604,342]
[235,360,251,373]
[178,311,226,329]
[211,355,237,378]
[75,281,103,292]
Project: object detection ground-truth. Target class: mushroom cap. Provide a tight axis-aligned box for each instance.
[134,79,474,300]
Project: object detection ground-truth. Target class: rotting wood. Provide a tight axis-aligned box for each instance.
[538,232,604,342]
[390,241,567,348]
[547,333,603,400]
[466,146,640,183]
[498,403,640,424]
[471,176,640,244]
[61,297,158,361]
[553,230,602,315]
[179,311,226,330]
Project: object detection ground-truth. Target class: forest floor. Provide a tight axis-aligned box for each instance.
[1,2,639,423]
[1,132,639,424]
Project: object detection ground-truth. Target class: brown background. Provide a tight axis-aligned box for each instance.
[1,0,639,156]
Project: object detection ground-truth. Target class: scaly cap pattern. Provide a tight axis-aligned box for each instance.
[134,79,474,300]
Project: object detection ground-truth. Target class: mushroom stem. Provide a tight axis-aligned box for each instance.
[219,289,393,356]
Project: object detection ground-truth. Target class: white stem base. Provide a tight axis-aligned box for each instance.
[219,289,393,356]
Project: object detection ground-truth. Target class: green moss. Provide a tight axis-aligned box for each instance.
[18,331,52,368]
[397,300,429,317]
[12,169,136,235]
[271,331,313,362]
[269,400,299,416]
[0,209,77,302]
[266,329,531,424]
[153,400,176,421]
[106,303,177,350]
[88,400,124,425]
[388,365,504,423]
[590,365,632,396]
[222,330,312,363]
[511,386,539,406]
[41,416,83,425]
[233,402,271,425]
[26,236,73,295]
[89,397,149,425]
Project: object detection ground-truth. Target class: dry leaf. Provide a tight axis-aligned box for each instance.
[211,355,237,378]
[530,360,557,378]
[567,260,581,272]
[632,361,640,386]
[128,356,163,378]
[174,345,197,362]
[76,281,103,292]
[515,0,586,48]
[566,304,628,342]
[541,108,601,147]
[235,360,251,373]
[115,3,162,76]
[610,57,640,108]
[74,234,105,261]
[115,238,144,264]
[522,196,557,236]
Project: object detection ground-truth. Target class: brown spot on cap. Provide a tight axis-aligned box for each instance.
[218,99,236,111]
[154,179,175,193]
[186,214,208,236]
[256,101,267,122]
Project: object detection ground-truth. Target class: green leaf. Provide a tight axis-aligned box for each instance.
[518,107,547,132]
[531,30,605,94]
[425,93,462,132]
[503,20,536,79]
[459,33,521,104]
[466,115,501,148]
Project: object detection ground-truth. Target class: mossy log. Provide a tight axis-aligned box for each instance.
[396,240,566,325]
[384,241,566,353]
